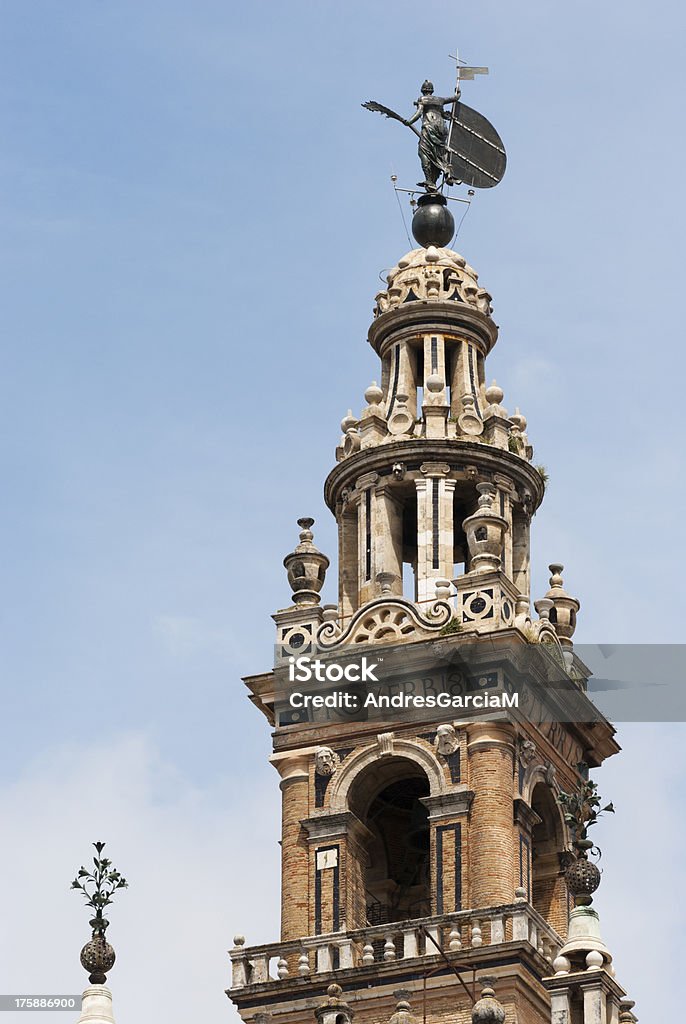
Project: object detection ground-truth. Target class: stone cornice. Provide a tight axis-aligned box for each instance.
[325,439,544,514]
[422,789,475,820]
[367,302,498,358]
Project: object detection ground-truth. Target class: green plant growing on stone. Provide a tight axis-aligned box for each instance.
[439,618,462,636]
[508,434,522,454]
[535,465,549,487]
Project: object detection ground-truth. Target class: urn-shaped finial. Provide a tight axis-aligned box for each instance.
[71,842,127,985]
[544,563,580,647]
[283,518,330,606]
[462,483,508,574]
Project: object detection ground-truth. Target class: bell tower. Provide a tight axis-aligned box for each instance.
[228,73,639,1024]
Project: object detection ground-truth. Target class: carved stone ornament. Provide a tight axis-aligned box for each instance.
[435,723,459,756]
[374,247,492,318]
[517,737,537,766]
[377,732,395,756]
[314,747,340,777]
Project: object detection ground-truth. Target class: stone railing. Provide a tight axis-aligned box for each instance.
[229,902,563,989]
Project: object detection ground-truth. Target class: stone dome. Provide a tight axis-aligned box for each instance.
[374,245,492,318]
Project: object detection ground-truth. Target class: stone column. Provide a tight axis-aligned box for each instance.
[511,510,531,596]
[467,723,516,906]
[373,483,403,595]
[337,500,359,621]
[356,472,379,605]
[272,753,311,942]
[415,464,453,603]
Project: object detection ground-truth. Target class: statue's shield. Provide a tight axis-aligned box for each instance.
[447,102,507,189]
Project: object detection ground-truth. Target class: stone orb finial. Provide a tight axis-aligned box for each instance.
[426,373,443,393]
[327,984,343,1001]
[233,934,246,947]
[365,381,384,405]
[471,983,505,1024]
[485,380,504,406]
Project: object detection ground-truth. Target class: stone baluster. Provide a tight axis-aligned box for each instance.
[361,941,375,966]
[383,934,397,961]
[297,951,310,976]
[448,925,462,951]
[277,957,289,979]
[471,920,483,947]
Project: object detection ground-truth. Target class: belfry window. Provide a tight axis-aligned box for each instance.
[349,758,431,927]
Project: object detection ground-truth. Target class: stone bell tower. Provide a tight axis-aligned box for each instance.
[228,194,639,1024]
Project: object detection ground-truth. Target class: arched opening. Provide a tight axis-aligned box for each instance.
[349,757,431,926]
[530,781,565,921]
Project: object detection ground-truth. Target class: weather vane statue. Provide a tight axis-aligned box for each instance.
[71,841,128,986]
[362,51,506,248]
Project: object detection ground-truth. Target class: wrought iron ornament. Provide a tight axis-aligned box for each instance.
[362,55,506,195]
[71,842,128,985]
[557,763,614,906]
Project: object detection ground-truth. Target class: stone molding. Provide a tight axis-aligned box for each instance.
[327,737,447,812]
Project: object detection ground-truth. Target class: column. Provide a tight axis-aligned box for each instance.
[467,723,516,906]
[272,753,310,941]
[415,463,453,603]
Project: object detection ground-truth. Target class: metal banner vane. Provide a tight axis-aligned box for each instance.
[362,50,507,248]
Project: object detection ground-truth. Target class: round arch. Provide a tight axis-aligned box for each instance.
[327,737,446,812]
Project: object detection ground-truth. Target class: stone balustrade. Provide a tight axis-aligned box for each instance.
[229,902,563,989]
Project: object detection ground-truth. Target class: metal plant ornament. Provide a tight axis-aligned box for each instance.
[71,842,128,985]
[557,763,615,906]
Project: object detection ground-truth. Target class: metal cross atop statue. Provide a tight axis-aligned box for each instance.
[362,52,506,194]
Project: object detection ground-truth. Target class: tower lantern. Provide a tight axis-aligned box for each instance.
[230,56,637,1024]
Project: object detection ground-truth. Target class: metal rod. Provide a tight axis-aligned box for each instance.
[419,925,475,1003]
[393,186,470,205]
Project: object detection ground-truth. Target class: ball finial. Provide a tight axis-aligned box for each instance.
[411,194,455,248]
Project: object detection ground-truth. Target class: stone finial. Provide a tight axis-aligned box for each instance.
[283,518,330,607]
[364,381,384,406]
[389,994,416,1024]
[544,564,580,647]
[471,982,505,1024]
[462,483,508,573]
[315,984,353,1024]
[71,842,127,986]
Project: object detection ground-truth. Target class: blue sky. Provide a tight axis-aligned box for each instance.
[0,1,683,1020]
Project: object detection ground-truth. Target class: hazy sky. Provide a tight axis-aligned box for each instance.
[0,2,683,1021]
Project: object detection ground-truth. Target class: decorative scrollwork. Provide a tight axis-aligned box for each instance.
[317,598,452,649]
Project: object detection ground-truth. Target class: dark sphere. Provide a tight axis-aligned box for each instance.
[80,935,116,985]
[565,857,601,897]
[412,194,455,248]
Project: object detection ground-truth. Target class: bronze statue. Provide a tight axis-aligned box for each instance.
[363,69,506,194]
[406,80,461,190]
[363,80,460,192]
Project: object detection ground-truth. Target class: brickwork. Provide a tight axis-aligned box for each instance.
[279,771,310,942]
[466,723,516,906]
